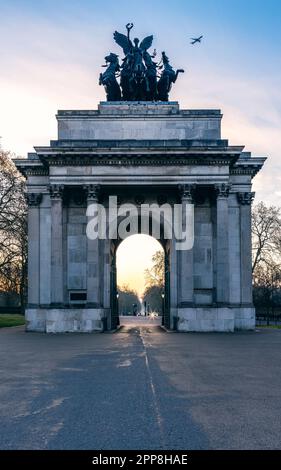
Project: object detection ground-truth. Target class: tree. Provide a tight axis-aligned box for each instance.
[0,150,27,310]
[117,284,141,316]
[143,250,164,314]
[253,262,281,321]
[144,250,164,288]
[252,202,281,273]
[143,285,163,314]
[252,202,281,320]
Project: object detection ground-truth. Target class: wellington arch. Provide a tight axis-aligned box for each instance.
[15,100,266,333]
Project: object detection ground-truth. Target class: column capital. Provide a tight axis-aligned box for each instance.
[49,184,64,199]
[84,184,100,202]
[237,192,255,205]
[178,184,196,203]
[26,193,42,207]
[215,183,231,199]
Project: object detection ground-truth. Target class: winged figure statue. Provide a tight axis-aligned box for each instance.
[113,24,154,100]
[99,24,184,101]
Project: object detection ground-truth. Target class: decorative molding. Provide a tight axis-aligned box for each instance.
[215,183,231,199]
[23,168,49,177]
[237,192,255,205]
[135,194,146,205]
[230,167,261,177]
[15,166,49,178]
[83,184,100,201]
[26,193,43,207]
[178,184,196,203]
[40,154,235,167]
[157,194,168,205]
[49,184,64,199]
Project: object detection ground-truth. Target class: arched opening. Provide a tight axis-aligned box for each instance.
[110,234,170,329]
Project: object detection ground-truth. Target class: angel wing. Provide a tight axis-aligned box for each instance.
[140,35,153,52]
[113,31,133,55]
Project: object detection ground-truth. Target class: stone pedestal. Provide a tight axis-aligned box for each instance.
[25,308,103,333]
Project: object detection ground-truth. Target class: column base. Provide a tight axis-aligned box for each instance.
[177,306,255,332]
[25,308,104,333]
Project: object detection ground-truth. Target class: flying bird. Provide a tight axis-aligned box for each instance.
[190,35,203,45]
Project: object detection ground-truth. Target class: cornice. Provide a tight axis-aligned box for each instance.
[40,154,236,167]
[12,160,48,178]
[230,156,267,177]
[230,168,260,176]
[25,168,49,176]
[14,146,266,176]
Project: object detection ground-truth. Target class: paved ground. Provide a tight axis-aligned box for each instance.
[0,319,281,450]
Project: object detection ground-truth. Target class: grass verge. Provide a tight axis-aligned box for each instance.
[0,314,25,328]
[257,325,281,330]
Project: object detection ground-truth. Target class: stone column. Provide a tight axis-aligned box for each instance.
[178,184,195,306]
[27,193,42,307]
[169,239,177,310]
[103,238,111,309]
[215,183,231,305]
[238,192,255,304]
[85,185,101,307]
[228,193,241,305]
[50,185,64,306]
[39,195,51,306]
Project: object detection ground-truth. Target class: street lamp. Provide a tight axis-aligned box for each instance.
[161,291,165,326]
[116,292,120,325]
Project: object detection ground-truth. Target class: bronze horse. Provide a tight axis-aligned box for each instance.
[99,53,121,101]
[157,52,184,101]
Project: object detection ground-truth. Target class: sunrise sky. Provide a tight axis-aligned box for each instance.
[117,235,163,296]
[1,0,280,294]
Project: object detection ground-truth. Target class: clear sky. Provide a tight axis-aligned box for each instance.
[0,0,280,292]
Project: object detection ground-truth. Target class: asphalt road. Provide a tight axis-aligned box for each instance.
[0,319,281,450]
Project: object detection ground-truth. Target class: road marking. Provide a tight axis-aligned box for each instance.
[139,327,166,449]
[117,359,132,368]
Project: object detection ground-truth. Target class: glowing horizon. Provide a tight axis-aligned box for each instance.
[116,235,163,297]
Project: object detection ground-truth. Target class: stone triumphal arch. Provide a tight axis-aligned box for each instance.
[15,101,266,333]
